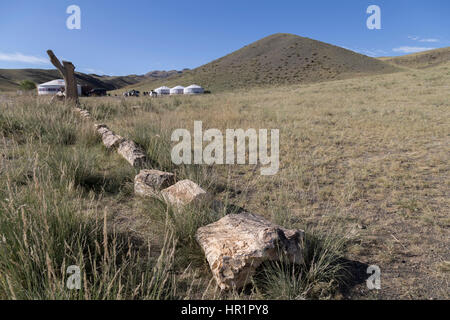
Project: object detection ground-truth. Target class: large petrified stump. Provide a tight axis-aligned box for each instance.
[196,212,304,290]
[161,179,210,207]
[134,169,175,198]
[117,140,147,167]
[47,50,79,106]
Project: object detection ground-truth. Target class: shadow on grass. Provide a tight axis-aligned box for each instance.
[247,256,368,299]
[76,173,133,196]
[337,258,369,297]
[231,231,370,300]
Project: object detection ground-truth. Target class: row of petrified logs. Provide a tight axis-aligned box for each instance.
[94,123,147,167]
[74,107,305,290]
[74,108,147,168]
[135,169,305,290]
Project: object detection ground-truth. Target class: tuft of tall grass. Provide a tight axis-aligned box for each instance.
[253,228,349,299]
[84,102,118,121]
[0,98,78,145]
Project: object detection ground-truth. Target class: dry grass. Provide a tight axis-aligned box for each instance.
[379,47,450,69]
[94,61,449,299]
[0,60,448,299]
[0,97,349,300]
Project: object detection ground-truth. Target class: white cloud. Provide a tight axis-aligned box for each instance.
[82,68,106,75]
[393,46,435,54]
[0,52,49,64]
[359,49,387,57]
[408,36,439,43]
[418,38,439,43]
[341,47,387,57]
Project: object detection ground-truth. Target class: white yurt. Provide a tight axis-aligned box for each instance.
[37,79,82,96]
[155,86,170,95]
[170,85,184,95]
[184,84,204,95]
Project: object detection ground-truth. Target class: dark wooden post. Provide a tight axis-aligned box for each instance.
[46,50,79,105]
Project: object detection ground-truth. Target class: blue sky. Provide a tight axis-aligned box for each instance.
[0,0,448,75]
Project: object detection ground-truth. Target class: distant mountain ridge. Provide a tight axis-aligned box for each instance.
[145,69,189,78]
[0,68,186,92]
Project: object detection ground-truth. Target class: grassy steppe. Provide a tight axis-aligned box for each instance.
[0,61,449,299]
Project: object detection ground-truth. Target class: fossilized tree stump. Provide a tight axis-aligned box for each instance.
[47,50,79,105]
[196,212,305,290]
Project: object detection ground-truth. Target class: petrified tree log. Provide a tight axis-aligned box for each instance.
[134,169,175,198]
[97,127,125,149]
[117,140,147,167]
[196,212,304,290]
[47,50,79,105]
[161,179,211,207]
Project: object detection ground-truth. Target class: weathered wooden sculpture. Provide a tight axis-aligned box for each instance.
[46,50,79,105]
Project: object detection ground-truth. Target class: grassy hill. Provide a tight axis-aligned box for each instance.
[118,33,400,93]
[0,68,185,92]
[0,68,135,92]
[0,69,60,91]
[379,47,450,69]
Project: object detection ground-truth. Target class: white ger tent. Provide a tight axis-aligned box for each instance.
[155,86,170,95]
[37,79,82,96]
[170,85,184,95]
[184,84,204,94]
